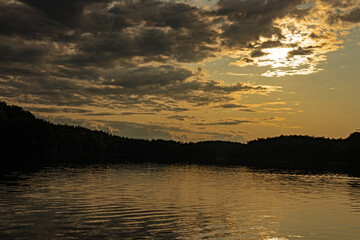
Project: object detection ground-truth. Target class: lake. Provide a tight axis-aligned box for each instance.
[1,163,359,239]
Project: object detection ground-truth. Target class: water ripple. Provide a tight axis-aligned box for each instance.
[0,164,359,239]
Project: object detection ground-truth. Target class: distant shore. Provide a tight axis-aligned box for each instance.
[1,101,359,174]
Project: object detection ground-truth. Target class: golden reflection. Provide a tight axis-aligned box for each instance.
[2,165,360,239]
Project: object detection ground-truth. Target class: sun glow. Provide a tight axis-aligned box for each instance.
[230,36,324,77]
[229,12,349,77]
[259,47,293,68]
[264,48,292,60]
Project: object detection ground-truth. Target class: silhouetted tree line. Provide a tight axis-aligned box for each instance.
[1,102,359,170]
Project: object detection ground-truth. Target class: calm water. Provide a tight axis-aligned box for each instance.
[0,164,360,240]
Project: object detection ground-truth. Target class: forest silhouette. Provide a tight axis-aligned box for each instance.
[1,102,359,172]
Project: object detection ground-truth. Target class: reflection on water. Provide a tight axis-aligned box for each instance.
[0,164,359,240]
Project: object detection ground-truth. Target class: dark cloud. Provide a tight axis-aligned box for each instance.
[216,103,248,108]
[321,1,360,24]
[220,21,282,48]
[0,3,49,38]
[0,1,273,110]
[109,0,212,30]
[167,115,195,121]
[232,57,255,67]
[193,119,254,126]
[0,41,47,63]
[0,63,270,111]
[66,27,216,65]
[239,109,256,112]
[241,57,254,63]
[101,65,193,87]
[288,47,313,56]
[119,112,157,116]
[0,0,218,67]
[51,64,193,89]
[216,0,306,47]
[82,112,158,116]
[83,112,118,116]
[250,49,268,58]
[339,7,360,23]
[319,0,358,9]
[260,40,283,48]
[19,0,112,27]
[60,0,218,64]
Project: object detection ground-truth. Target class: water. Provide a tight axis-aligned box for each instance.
[0,163,359,240]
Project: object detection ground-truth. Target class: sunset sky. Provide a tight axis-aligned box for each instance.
[0,0,359,142]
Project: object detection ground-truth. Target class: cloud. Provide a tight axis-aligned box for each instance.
[119,112,157,116]
[261,117,285,121]
[215,103,248,108]
[1,0,284,112]
[221,0,359,76]
[83,112,157,116]
[167,115,195,121]
[18,0,112,27]
[0,59,277,111]
[261,66,321,77]
[287,47,313,56]
[25,106,92,114]
[262,107,293,111]
[324,2,360,24]
[100,65,193,87]
[226,72,255,76]
[230,57,254,67]
[193,119,254,126]
[250,49,269,58]
[340,7,360,23]
[260,40,283,48]
[1,0,358,91]
[0,2,68,40]
[216,0,306,48]
[239,109,256,112]
[51,0,219,65]
[0,40,48,63]
[83,112,118,116]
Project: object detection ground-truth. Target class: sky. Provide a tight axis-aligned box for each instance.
[0,0,359,142]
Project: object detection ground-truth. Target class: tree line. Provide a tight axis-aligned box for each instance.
[1,102,359,170]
